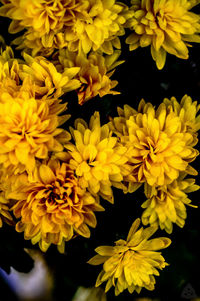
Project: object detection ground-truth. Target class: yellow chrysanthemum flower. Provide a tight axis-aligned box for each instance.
[55,49,123,104]
[110,100,199,187]
[19,53,81,100]
[0,90,70,174]
[163,94,200,136]
[0,191,13,227]
[88,218,171,295]
[65,112,131,202]
[125,0,200,69]
[0,46,21,97]
[0,0,83,54]
[63,0,129,54]
[0,0,129,55]
[9,158,104,253]
[142,173,199,234]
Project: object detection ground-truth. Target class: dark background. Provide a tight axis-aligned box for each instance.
[0,2,200,300]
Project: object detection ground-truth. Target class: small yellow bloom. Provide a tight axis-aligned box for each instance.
[0,90,70,174]
[125,0,200,69]
[142,173,200,233]
[65,112,130,202]
[88,218,171,295]
[56,49,123,104]
[110,99,199,187]
[9,159,104,253]
[163,94,200,136]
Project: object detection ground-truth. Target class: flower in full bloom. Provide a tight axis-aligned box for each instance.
[110,100,199,187]
[19,53,81,100]
[125,0,200,69]
[0,89,70,174]
[65,112,131,202]
[141,173,199,233]
[55,49,123,104]
[0,0,130,55]
[88,218,171,295]
[0,0,84,55]
[62,0,129,54]
[9,158,104,253]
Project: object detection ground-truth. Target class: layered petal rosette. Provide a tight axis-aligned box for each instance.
[125,0,200,69]
[65,112,131,202]
[0,90,70,174]
[88,218,171,295]
[110,100,199,188]
[142,173,200,233]
[9,159,104,252]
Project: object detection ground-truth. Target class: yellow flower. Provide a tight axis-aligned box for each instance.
[9,159,104,253]
[88,218,171,296]
[0,0,129,55]
[163,94,200,137]
[0,191,13,227]
[65,112,130,202]
[125,0,200,69]
[0,0,84,55]
[110,100,199,187]
[19,53,81,101]
[55,49,123,104]
[142,173,199,233]
[63,0,128,54]
[0,90,70,174]
[0,46,21,97]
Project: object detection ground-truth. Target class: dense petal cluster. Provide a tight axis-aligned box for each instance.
[9,159,104,252]
[88,218,171,295]
[110,97,199,188]
[163,94,200,136]
[0,46,21,96]
[142,173,199,233]
[65,112,131,202]
[0,0,129,55]
[55,49,123,104]
[125,0,200,69]
[0,88,70,174]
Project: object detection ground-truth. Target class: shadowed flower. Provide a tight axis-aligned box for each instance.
[9,159,104,253]
[0,191,13,227]
[55,49,123,104]
[142,173,199,233]
[125,0,200,69]
[0,90,70,174]
[88,218,171,295]
[0,0,129,55]
[110,100,199,187]
[65,112,130,202]
[19,53,81,100]
[0,46,21,97]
